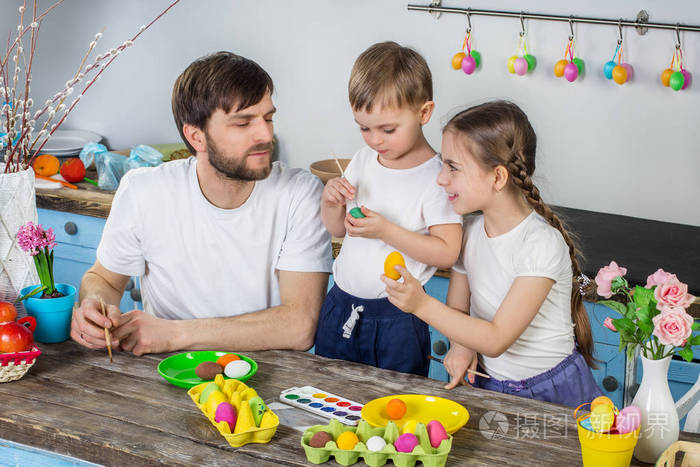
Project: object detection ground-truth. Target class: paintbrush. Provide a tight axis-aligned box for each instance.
[99,298,113,362]
[332,154,364,218]
[427,355,491,378]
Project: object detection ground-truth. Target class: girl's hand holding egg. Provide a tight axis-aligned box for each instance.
[344,206,388,240]
[322,177,356,208]
[381,264,432,315]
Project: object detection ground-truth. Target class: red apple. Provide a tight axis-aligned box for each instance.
[0,302,17,323]
[0,317,35,353]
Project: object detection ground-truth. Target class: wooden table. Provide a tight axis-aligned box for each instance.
[2,342,698,466]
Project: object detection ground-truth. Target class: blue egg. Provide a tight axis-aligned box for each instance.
[580,417,594,431]
[603,60,616,80]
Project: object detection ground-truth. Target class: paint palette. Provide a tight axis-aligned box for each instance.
[279,386,364,426]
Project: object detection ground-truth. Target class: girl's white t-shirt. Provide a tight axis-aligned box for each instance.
[97,158,332,320]
[333,146,462,299]
[453,212,576,381]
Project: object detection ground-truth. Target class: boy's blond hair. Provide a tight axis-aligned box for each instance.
[349,41,432,112]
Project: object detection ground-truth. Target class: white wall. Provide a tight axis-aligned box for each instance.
[2,0,699,226]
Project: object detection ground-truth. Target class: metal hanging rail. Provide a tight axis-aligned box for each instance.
[407,3,700,35]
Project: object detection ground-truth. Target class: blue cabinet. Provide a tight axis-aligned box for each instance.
[37,209,141,312]
[585,301,626,407]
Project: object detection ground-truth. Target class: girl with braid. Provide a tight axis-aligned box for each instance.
[382,101,602,408]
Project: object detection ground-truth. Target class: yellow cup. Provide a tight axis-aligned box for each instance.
[577,419,640,467]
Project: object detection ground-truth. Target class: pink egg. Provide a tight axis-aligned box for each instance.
[621,63,634,81]
[394,433,419,453]
[514,57,528,76]
[616,406,641,434]
[427,420,449,448]
[682,70,693,90]
[564,63,579,82]
[461,55,477,75]
[215,402,237,432]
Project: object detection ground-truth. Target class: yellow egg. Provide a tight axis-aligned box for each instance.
[402,419,419,434]
[336,431,359,450]
[590,404,615,432]
[590,395,614,411]
[205,391,228,417]
[451,52,466,70]
[384,251,406,280]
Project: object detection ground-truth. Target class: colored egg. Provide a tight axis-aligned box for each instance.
[402,419,419,434]
[612,64,627,85]
[580,417,594,432]
[199,382,221,404]
[572,57,584,75]
[616,406,641,434]
[205,390,228,417]
[590,404,615,432]
[384,252,406,280]
[309,430,333,448]
[507,55,518,74]
[214,402,237,432]
[385,398,407,419]
[514,57,529,76]
[349,207,365,218]
[681,70,692,90]
[248,395,267,427]
[524,54,536,72]
[470,50,481,68]
[195,361,223,380]
[224,359,251,379]
[670,71,685,91]
[661,67,673,87]
[451,52,466,70]
[603,60,616,79]
[427,420,449,448]
[336,431,359,450]
[216,353,240,367]
[621,63,634,81]
[590,395,614,411]
[366,435,387,452]
[394,432,419,453]
[564,63,578,82]
[461,55,477,75]
[553,59,567,77]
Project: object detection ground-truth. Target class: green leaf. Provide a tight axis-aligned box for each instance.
[633,286,654,308]
[626,302,638,320]
[690,334,700,346]
[15,285,46,302]
[611,276,629,295]
[678,347,694,363]
[693,322,700,331]
[613,317,635,335]
[598,300,627,316]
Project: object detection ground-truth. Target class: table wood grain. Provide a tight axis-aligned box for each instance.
[2,341,697,466]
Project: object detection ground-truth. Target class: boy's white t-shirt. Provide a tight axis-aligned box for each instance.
[333,146,462,299]
[453,212,575,381]
[97,158,333,320]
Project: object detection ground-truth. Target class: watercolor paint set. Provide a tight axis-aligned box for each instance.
[279,386,365,425]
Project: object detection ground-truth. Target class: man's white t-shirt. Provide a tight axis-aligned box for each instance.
[97,158,333,320]
[453,212,575,381]
[333,147,462,299]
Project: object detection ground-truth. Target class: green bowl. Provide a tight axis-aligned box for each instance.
[157,351,258,388]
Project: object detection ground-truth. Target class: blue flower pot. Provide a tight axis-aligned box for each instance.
[20,284,76,344]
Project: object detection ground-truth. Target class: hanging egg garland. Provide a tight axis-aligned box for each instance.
[451,14,480,76]
[661,39,692,91]
[554,35,584,83]
[603,36,632,85]
[508,28,535,76]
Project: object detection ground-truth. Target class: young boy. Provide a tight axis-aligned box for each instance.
[314,41,462,376]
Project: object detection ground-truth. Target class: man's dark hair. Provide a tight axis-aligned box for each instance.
[172,51,274,154]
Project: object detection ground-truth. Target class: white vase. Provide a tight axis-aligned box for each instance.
[0,166,39,316]
[632,354,679,463]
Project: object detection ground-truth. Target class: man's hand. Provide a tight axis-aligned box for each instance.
[322,176,355,208]
[112,310,180,356]
[71,297,121,350]
[380,265,431,315]
[344,206,389,240]
[443,343,479,388]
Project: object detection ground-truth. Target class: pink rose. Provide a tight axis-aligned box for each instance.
[653,305,694,347]
[595,261,628,298]
[646,269,675,288]
[655,277,695,310]
[603,317,617,332]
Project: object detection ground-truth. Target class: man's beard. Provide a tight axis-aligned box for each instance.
[206,134,272,181]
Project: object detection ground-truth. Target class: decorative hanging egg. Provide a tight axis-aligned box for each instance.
[670,71,685,91]
[572,57,585,75]
[553,59,567,77]
[507,55,518,74]
[612,64,627,84]
[564,62,578,82]
[681,70,692,89]
[523,54,536,71]
[470,50,481,68]
[661,68,673,87]
[461,55,477,74]
[513,57,528,75]
[621,63,634,81]
[451,52,466,70]
[603,60,616,79]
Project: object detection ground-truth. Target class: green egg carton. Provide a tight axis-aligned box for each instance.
[301,419,453,467]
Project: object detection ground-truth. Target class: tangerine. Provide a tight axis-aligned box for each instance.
[59,158,86,182]
[0,302,17,323]
[216,353,240,367]
[32,154,60,176]
[386,398,407,420]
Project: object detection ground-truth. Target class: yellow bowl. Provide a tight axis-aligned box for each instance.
[310,158,351,184]
[361,394,469,434]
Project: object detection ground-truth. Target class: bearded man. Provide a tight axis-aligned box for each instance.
[71,52,332,356]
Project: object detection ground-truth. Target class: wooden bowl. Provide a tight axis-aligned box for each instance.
[310,158,351,184]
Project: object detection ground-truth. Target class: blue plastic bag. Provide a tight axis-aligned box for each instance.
[79,143,162,191]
